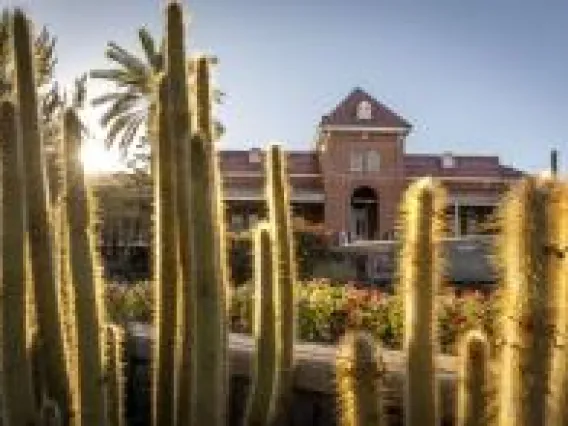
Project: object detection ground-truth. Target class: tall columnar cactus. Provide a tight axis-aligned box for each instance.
[106,324,126,426]
[62,107,107,426]
[151,73,178,426]
[266,143,296,423]
[12,9,72,422]
[188,54,229,426]
[398,177,446,426]
[243,222,277,426]
[0,100,38,425]
[162,3,194,424]
[335,331,386,426]
[456,329,490,426]
[494,177,564,426]
[548,181,568,425]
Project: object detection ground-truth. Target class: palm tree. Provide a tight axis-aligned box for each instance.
[90,28,163,159]
[91,27,224,162]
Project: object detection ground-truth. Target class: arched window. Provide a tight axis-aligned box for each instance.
[356,100,372,120]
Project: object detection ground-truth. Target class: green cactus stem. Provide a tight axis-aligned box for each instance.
[62,107,106,426]
[106,324,126,426]
[0,100,38,426]
[336,331,386,426]
[548,181,568,425]
[162,3,193,424]
[266,143,296,424]
[456,329,490,426]
[243,221,277,426]
[495,177,563,426]
[398,177,446,426]
[12,9,72,422]
[151,73,178,426]
[189,55,228,426]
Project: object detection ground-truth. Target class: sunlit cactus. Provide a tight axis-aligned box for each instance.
[106,324,126,426]
[188,54,229,426]
[243,222,277,426]
[547,180,568,425]
[397,177,446,426]
[162,3,193,424]
[0,100,38,425]
[151,73,178,426]
[456,329,490,426]
[266,143,296,423]
[494,177,565,426]
[62,107,107,426]
[12,9,72,422]
[335,331,386,426]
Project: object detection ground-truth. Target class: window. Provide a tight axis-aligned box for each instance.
[350,150,380,172]
[350,151,364,172]
[442,152,455,168]
[356,100,372,120]
[366,150,381,172]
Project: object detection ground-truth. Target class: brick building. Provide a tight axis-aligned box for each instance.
[221,87,522,240]
[94,87,524,281]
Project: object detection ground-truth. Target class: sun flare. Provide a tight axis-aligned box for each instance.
[80,140,124,174]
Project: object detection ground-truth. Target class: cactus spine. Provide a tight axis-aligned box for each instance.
[62,107,106,426]
[12,9,72,422]
[243,222,277,426]
[398,177,445,426]
[495,177,562,426]
[456,329,490,426]
[152,73,178,426]
[266,144,296,424]
[0,100,38,425]
[188,54,228,426]
[106,324,126,426]
[162,3,193,424]
[336,331,386,426]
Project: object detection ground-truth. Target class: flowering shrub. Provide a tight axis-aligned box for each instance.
[107,279,498,354]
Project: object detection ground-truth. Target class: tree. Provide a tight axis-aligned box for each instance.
[91,27,224,161]
[90,28,162,159]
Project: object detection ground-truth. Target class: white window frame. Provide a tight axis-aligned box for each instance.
[356,100,373,120]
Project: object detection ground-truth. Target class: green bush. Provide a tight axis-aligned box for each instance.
[106,279,498,354]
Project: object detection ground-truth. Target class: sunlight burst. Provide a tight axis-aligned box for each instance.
[80,140,124,174]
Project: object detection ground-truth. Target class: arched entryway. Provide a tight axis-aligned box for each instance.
[349,186,379,241]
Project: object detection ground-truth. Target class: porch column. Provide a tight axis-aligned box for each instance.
[454,201,460,237]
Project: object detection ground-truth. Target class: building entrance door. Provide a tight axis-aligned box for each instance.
[349,186,379,241]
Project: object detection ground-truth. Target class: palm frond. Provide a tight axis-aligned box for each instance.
[104,111,144,150]
[105,41,150,76]
[138,27,163,72]
[100,95,141,127]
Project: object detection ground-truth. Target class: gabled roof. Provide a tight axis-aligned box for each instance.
[320,87,412,129]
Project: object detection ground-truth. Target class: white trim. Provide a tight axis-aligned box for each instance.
[405,176,515,183]
[222,171,322,178]
[320,124,410,134]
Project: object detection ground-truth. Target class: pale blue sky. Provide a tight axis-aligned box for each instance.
[7,0,568,173]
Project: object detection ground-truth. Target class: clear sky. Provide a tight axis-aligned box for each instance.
[6,0,568,173]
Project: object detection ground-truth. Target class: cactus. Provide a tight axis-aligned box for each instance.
[106,324,126,426]
[188,54,229,426]
[243,222,277,426]
[162,3,194,424]
[266,144,296,424]
[494,177,564,426]
[12,9,72,422]
[62,107,106,426]
[397,177,446,426]
[456,329,490,426]
[548,181,568,425]
[0,100,38,425]
[335,331,386,426]
[151,73,179,426]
